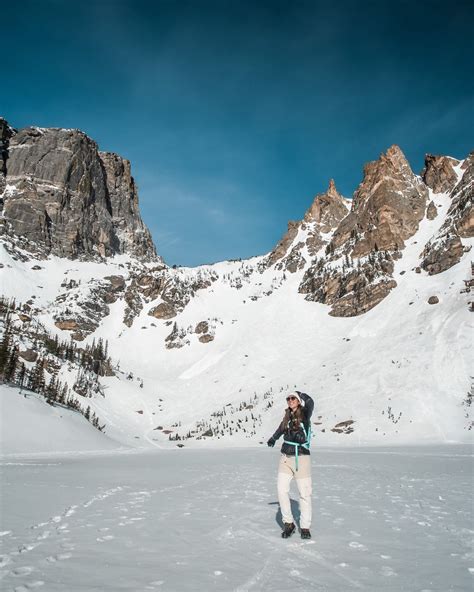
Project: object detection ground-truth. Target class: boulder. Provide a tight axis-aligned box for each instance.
[148,302,177,320]
[426,201,438,220]
[199,334,214,343]
[195,321,209,334]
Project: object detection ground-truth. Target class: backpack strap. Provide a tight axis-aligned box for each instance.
[283,421,312,471]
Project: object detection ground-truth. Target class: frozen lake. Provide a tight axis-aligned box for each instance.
[1,446,473,591]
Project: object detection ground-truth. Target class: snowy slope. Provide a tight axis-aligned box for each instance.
[0,163,472,450]
[0,385,124,456]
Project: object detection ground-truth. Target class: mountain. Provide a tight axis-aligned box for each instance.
[0,117,472,450]
[0,119,158,261]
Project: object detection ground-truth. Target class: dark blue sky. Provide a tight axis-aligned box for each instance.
[3,0,473,266]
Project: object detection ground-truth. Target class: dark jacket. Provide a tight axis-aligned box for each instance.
[271,392,314,456]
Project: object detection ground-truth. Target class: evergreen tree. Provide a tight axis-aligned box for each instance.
[0,316,12,376]
[4,345,19,382]
[17,362,26,393]
[29,358,46,394]
[46,374,58,405]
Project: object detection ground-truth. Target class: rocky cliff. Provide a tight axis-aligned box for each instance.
[0,119,157,261]
[0,119,472,447]
[421,152,473,274]
[0,117,472,336]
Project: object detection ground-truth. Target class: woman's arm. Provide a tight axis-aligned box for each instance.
[298,392,314,419]
[267,424,284,446]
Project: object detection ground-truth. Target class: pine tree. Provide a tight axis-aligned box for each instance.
[29,358,46,394]
[4,345,19,382]
[46,374,58,405]
[58,382,68,405]
[0,316,12,376]
[17,362,26,393]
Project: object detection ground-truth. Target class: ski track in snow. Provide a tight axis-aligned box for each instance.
[1,446,473,592]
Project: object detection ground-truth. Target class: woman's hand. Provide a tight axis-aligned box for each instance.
[267,437,276,447]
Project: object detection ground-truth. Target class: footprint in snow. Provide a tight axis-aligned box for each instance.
[11,566,34,576]
[0,530,12,536]
[46,553,72,562]
[0,554,12,567]
[96,535,115,542]
[349,541,367,551]
[16,543,39,554]
[381,565,397,577]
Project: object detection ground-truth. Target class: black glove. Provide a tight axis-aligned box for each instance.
[267,437,276,447]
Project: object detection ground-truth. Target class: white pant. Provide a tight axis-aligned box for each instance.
[277,454,312,529]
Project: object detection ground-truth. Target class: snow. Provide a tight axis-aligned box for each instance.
[0,445,472,591]
[0,169,473,451]
[0,385,123,456]
[0,151,473,589]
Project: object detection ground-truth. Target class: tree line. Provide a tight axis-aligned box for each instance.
[0,296,107,432]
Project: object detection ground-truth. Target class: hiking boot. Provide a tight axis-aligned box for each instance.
[281,522,296,538]
[301,528,311,539]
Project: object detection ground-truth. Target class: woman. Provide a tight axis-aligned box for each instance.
[267,391,314,539]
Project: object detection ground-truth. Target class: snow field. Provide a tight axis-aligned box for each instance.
[0,446,472,591]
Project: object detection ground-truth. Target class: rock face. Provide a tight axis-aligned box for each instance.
[1,117,472,335]
[421,152,473,275]
[0,120,158,261]
[266,179,349,270]
[422,154,460,194]
[300,253,397,317]
[300,146,427,316]
[331,145,428,258]
[99,151,156,259]
[304,179,349,231]
[303,179,350,257]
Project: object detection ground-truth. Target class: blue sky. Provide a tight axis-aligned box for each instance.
[3,0,473,266]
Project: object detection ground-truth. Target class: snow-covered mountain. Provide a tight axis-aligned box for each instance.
[0,117,472,451]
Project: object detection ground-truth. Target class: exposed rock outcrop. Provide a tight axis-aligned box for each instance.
[300,146,425,316]
[331,145,428,258]
[266,179,349,271]
[0,120,158,262]
[426,201,438,220]
[99,151,157,260]
[421,152,473,275]
[422,154,460,194]
[300,252,396,317]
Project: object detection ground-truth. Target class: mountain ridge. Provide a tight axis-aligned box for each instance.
[0,116,472,449]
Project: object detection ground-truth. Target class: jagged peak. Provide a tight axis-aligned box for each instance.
[327,178,338,197]
[304,178,347,224]
[381,145,414,174]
